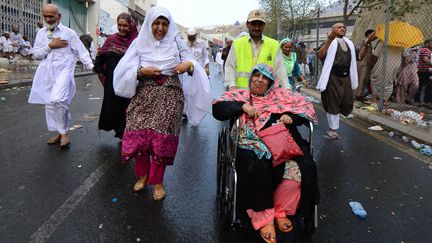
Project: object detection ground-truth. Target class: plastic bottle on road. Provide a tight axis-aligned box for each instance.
[410,140,421,150]
[349,201,367,219]
[402,136,409,142]
[420,147,432,156]
[388,131,395,137]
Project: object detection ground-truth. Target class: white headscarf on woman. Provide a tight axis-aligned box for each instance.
[136,6,192,74]
[113,6,212,126]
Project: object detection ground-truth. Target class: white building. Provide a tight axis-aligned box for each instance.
[100,0,157,32]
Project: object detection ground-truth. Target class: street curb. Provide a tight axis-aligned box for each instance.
[301,88,432,145]
[0,71,95,90]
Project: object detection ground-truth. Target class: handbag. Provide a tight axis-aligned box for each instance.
[250,95,303,166]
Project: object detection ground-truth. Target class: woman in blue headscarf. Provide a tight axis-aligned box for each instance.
[280,38,308,90]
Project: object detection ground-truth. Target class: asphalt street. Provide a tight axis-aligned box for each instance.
[0,64,431,242]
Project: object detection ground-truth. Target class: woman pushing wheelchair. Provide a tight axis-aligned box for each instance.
[212,64,319,243]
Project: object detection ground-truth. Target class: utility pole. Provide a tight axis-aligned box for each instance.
[314,4,320,85]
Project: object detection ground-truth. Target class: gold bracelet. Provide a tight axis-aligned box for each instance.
[137,66,142,78]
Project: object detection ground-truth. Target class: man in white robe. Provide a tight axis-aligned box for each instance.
[28,4,94,147]
[317,23,358,139]
[182,27,210,119]
[10,26,24,55]
[186,28,209,71]
[215,48,223,73]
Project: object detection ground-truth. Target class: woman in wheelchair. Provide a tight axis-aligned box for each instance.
[213,64,319,243]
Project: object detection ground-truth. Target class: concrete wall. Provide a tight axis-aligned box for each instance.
[100,0,129,22]
[87,0,100,39]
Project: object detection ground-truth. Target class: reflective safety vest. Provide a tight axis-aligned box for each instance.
[233,35,279,88]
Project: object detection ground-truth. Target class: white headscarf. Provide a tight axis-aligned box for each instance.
[114,7,212,126]
[136,6,187,74]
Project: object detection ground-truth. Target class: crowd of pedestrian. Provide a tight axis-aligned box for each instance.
[8,3,430,243]
[355,30,432,108]
[0,26,33,61]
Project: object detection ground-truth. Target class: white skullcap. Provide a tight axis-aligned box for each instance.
[186,27,197,36]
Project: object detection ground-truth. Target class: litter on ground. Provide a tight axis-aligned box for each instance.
[368,125,384,131]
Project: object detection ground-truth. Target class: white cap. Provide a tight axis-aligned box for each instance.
[186,27,197,36]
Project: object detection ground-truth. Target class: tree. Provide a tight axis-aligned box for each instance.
[259,0,289,38]
[259,0,321,39]
[337,0,430,24]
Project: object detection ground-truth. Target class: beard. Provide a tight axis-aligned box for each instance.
[45,21,59,30]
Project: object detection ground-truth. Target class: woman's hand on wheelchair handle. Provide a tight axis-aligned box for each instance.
[242,103,258,118]
[280,114,293,124]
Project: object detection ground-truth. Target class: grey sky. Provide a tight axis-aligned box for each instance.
[157,0,260,28]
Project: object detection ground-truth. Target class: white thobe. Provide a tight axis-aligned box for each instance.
[28,23,94,134]
[183,40,209,115]
[9,32,24,53]
[19,40,32,56]
[186,40,209,68]
[0,36,13,52]
[215,51,223,72]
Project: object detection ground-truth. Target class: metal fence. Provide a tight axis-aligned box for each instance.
[303,0,432,130]
[0,0,44,43]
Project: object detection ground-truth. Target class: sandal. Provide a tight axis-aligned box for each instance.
[275,217,293,232]
[47,134,61,144]
[152,184,166,201]
[259,223,276,243]
[59,134,70,148]
[133,175,148,192]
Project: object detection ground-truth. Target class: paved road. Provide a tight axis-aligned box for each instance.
[0,64,431,242]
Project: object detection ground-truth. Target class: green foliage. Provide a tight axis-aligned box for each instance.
[339,0,430,22]
[259,0,323,38]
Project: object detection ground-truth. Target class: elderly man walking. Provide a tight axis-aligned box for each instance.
[317,23,358,139]
[224,9,289,91]
[28,4,94,148]
[186,27,209,72]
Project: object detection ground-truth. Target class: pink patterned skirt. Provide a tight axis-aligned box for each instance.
[121,76,184,165]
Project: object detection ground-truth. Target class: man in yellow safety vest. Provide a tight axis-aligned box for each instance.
[224,9,289,91]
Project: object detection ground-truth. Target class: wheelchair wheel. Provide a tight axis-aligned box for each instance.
[217,127,228,196]
[216,127,238,229]
[219,165,236,229]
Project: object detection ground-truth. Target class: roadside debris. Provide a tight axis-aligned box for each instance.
[368,125,383,131]
[349,201,367,219]
[341,114,354,119]
[78,113,98,122]
[69,124,83,131]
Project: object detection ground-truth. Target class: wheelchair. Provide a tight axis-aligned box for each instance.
[216,119,318,232]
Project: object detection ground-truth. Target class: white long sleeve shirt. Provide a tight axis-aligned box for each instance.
[187,40,209,68]
[28,23,94,105]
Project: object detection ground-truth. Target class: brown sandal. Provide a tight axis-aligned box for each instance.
[259,223,276,243]
[152,184,166,201]
[47,134,61,144]
[133,175,148,192]
[59,134,70,148]
[275,217,293,232]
